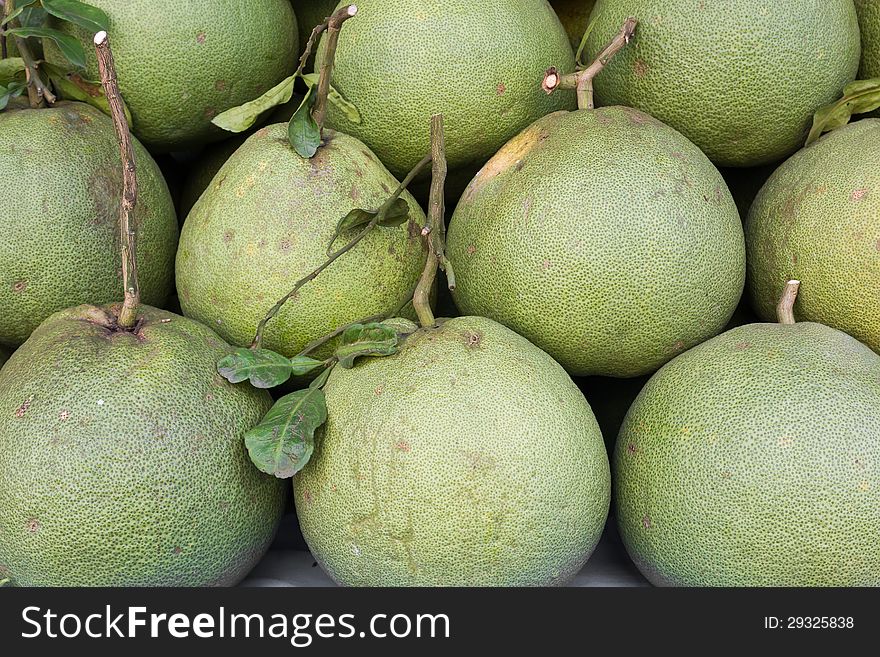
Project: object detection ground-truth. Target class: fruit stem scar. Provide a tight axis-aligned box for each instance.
[543,17,638,110]
[311,5,359,136]
[95,31,141,330]
[776,280,800,325]
[414,115,447,329]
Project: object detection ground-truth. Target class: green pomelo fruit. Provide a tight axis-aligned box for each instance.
[294,316,610,586]
[447,106,745,378]
[45,0,298,151]
[291,0,339,69]
[0,304,285,586]
[585,0,861,167]
[857,0,880,78]
[179,136,247,218]
[176,124,427,358]
[316,0,576,180]
[616,321,880,586]
[550,0,596,50]
[746,119,880,353]
[0,103,178,347]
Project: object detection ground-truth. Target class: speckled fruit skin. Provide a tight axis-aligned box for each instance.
[316,0,576,180]
[857,0,880,78]
[176,124,427,358]
[616,322,880,587]
[294,316,610,586]
[550,0,596,50]
[0,304,285,587]
[746,119,880,353]
[447,106,745,378]
[44,0,298,151]
[585,0,861,167]
[0,103,178,348]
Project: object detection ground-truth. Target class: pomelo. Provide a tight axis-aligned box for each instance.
[746,119,880,353]
[447,106,745,377]
[176,124,427,358]
[585,0,861,166]
[857,0,880,79]
[616,319,880,586]
[45,0,299,151]
[316,0,576,180]
[0,103,177,347]
[294,316,610,586]
[0,304,285,586]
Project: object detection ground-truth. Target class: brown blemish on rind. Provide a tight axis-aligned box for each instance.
[642,515,652,529]
[196,32,206,44]
[634,59,648,77]
[462,330,483,349]
[14,396,33,418]
[25,518,41,533]
[11,280,27,293]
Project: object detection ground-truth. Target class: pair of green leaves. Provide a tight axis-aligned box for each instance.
[326,198,411,254]
[211,70,361,159]
[218,319,416,478]
[3,0,110,70]
[807,78,880,145]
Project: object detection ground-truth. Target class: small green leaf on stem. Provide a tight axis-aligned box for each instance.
[326,198,410,254]
[212,73,297,133]
[334,322,399,369]
[807,79,880,145]
[288,86,320,158]
[9,25,85,68]
[379,317,419,337]
[218,347,295,389]
[575,15,600,68]
[244,387,328,478]
[0,81,26,110]
[302,72,361,123]
[42,0,109,33]
[43,62,132,123]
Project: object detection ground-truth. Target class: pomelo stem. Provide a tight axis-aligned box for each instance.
[414,114,447,329]
[250,151,432,350]
[94,31,140,329]
[543,17,637,110]
[311,4,357,135]
[4,0,55,107]
[776,280,800,325]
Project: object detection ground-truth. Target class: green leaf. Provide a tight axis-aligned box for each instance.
[42,0,109,33]
[9,25,86,68]
[302,72,361,124]
[244,387,327,478]
[0,58,26,87]
[288,355,327,377]
[42,62,133,123]
[334,322,399,369]
[217,348,293,389]
[807,78,880,145]
[0,81,26,111]
[309,364,332,390]
[0,0,39,27]
[212,73,297,133]
[326,198,410,253]
[380,317,419,337]
[288,86,321,158]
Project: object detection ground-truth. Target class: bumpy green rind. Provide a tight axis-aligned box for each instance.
[616,322,880,586]
[0,103,178,347]
[585,0,861,167]
[316,0,576,179]
[294,316,610,586]
[44,0,298,151]
[176,124,427,358]
[447,106,745,378]
[0,304,285,587]
[746,119,880,353]
[857,0,880,79]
